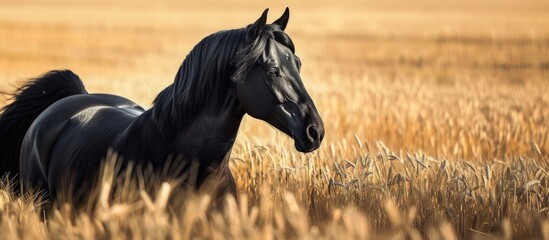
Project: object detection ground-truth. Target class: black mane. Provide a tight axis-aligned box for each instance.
[152,29,245,133]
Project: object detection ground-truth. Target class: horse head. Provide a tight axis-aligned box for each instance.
[233,8,325,152]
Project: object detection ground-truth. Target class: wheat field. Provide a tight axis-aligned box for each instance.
[1,0,549,239]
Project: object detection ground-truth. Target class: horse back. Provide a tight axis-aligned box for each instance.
[20,93,144,196]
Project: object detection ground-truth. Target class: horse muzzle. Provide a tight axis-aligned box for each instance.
[293,120,324,152]
[267,101,324,153]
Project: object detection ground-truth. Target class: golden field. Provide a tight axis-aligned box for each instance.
[1,0,549,238]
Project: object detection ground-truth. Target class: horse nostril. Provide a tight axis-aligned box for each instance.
[306,124,318,143]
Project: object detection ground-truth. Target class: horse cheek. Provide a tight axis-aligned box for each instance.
[237,79,277,119]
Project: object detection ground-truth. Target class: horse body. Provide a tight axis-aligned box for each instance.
[0,8,324,202]
[22,90,242,199]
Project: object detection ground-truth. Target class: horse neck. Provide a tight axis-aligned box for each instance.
[155,62,244,160]
[124,30,248,170]
[155,89,244,184]
[172,91,244,159]
[121,82,244,170]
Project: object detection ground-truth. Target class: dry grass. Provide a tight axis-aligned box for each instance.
[1,0,549,238]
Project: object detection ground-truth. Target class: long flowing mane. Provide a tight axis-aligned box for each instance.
[152,29,246,132]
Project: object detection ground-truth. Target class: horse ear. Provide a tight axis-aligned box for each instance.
[248,9,269,40]
[273,7,290,31]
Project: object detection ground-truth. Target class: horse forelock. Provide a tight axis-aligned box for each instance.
[231,24,295,83]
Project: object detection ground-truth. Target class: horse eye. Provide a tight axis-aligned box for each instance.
[267,68,278,76]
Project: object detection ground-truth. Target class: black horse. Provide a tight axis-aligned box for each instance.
[0,8,324,202]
